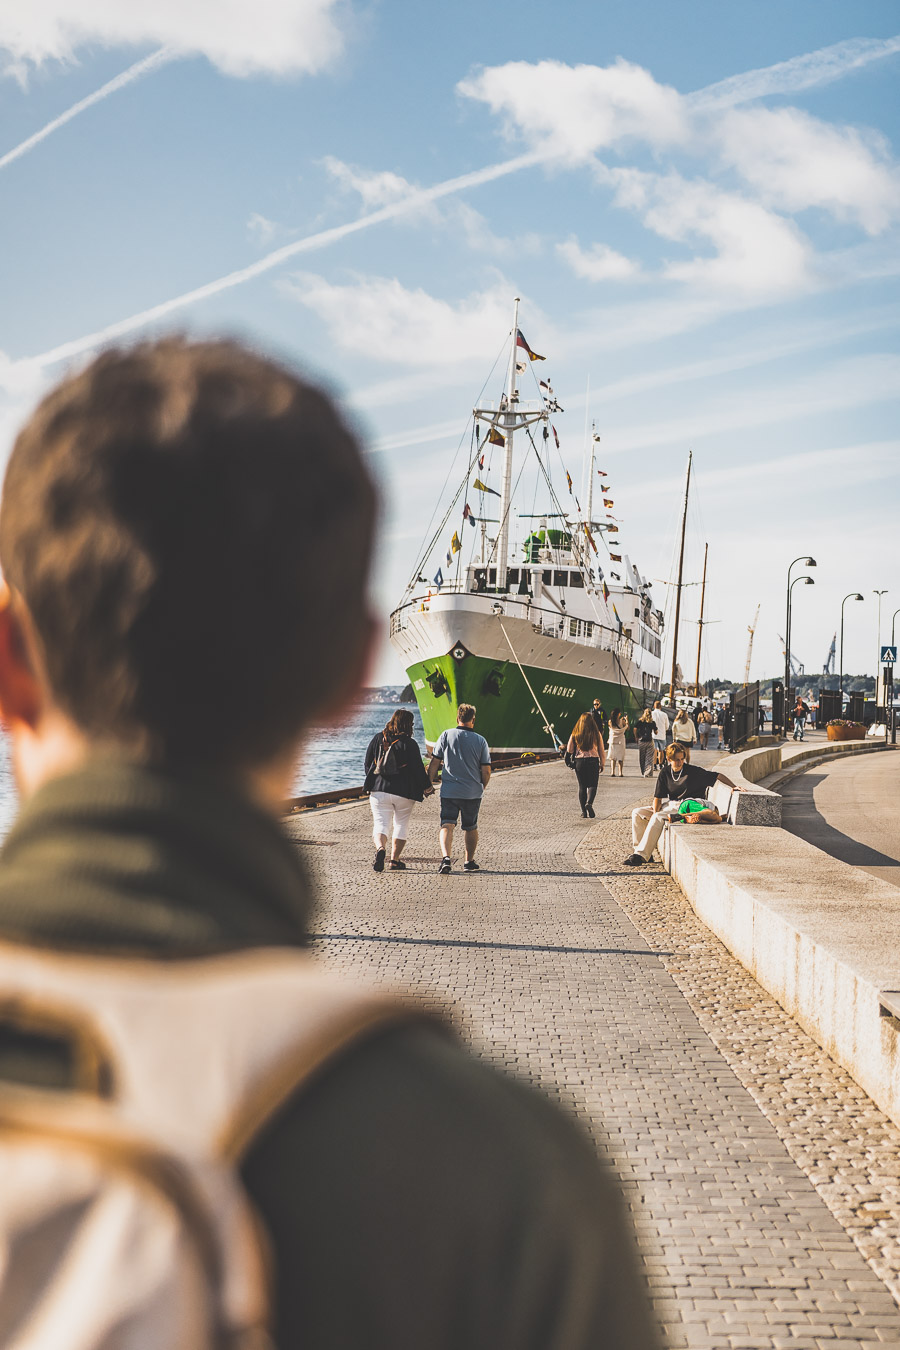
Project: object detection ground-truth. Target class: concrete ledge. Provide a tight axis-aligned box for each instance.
[706,738,892,827]
[664,824,900,1130]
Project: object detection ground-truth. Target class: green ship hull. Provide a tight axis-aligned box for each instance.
[406,650,643,750]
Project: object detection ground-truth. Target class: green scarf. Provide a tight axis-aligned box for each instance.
[0,759,312,956]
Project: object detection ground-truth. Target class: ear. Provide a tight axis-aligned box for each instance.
[0,582,42,730]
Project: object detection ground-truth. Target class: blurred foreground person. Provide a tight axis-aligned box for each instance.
[0,339,660,1349]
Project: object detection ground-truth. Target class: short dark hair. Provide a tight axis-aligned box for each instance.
[0,337,377,771]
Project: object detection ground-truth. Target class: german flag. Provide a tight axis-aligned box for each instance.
[610,552,622,562]
[516,329,545,362]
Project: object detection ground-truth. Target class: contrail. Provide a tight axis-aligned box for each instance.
[688,33,900,109]
[6,33,898,381]
[15,151,543,376]
[0,47,176,172]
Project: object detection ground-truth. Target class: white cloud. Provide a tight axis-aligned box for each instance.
[246,212,282,247]
[321,155,540,255]
[713,106,900,235]
[320,156,432,212]
[557,237,639,282]
[457,58,687,162]
[281,273,526,367]
[459,54,900,242]
[608,168,813,297]
[0,0,347,80]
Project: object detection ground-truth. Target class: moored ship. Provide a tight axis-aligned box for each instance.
[389,302,664,750]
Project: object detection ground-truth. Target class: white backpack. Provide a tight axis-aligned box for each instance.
[0,942,419,1349]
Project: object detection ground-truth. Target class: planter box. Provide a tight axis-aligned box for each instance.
[827,724,865,742]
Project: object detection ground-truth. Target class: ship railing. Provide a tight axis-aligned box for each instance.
[392,595,636,662]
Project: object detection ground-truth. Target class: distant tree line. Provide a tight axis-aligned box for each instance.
[660,674,877,699]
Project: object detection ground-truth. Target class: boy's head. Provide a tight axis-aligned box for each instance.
[0,338,377,777]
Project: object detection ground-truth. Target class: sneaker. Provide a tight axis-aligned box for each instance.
[438,857,452,874]
[373,848,386,873]
[587,806,595,818]
[463,860,480,872]
[623,853,646,866]
[389,859,406,870]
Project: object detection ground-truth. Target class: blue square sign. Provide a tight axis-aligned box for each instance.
[882,646,897,664]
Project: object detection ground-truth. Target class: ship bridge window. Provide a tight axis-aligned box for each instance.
[542,569,552,585]
[507,568,520,584]
[569,571,584,588]
[554,570,568,587]
[488,568,497,585]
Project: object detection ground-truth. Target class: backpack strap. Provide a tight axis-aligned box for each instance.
[0,942,443,1161]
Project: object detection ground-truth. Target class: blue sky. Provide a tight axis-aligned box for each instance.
[0,1,898,687]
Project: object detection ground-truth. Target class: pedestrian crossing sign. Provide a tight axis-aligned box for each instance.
[881,646,897,664]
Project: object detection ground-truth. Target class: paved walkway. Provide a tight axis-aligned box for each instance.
[285,748,900,1348]
[781,749,900,888]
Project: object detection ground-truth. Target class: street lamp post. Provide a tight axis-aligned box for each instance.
[891,609,900,746]
[786,576,814,728]
[840,592,865,706]
[874,590,888,705]
[784,556,816,736]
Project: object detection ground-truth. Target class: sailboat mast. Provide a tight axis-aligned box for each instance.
[694,540,708,696]
[669,450,692,702]
[586,421,596,534]
[495,298,519,589]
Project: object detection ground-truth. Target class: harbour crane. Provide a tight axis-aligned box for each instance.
[744,604,760,684]
[777,633,805,679]
[823,633,836,676]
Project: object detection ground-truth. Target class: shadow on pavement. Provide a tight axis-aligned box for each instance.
[781,772,900,872]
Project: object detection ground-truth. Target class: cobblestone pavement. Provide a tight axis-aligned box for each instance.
[285,752,900,1348]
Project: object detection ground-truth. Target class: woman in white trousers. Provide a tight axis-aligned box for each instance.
[363,708,433,871]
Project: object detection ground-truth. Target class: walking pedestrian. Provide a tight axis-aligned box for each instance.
[624,744,745,866]
[792,696,810,741]
[589,697,609,745]
[697,707,712,750]
[607,708,629,777]
[364,709,433,871]
[671,706,697,749]
[566,713,606,817]
[651,699,669,768]
[428,703,491,873]
[635,708,655,776]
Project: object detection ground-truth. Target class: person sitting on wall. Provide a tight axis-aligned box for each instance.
[623,743,745,866]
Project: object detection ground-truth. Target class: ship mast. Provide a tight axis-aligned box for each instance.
[669,450,692,702]
[472,298,546,591]
[694,540,708,696]
[586,420,596,534]
[495,297,519,590]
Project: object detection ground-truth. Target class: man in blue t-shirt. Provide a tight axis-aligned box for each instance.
[428,703,491,874]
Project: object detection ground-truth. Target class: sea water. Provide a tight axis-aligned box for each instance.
[0,700,425,841]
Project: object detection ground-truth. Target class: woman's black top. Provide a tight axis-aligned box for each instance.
[364,733,431,801]
[634,720,654,743]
